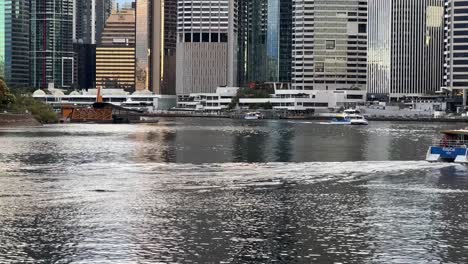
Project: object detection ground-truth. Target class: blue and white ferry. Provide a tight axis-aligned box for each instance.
[426,129,468,163]
[328,109,369,125]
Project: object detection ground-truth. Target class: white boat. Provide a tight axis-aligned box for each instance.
[343,109,369,125]
[244,112,262,120]
[326,109,368,125]
[328,115,352,125]
[426,129,468,163]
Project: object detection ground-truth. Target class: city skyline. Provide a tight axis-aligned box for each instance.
[0,0,467,108]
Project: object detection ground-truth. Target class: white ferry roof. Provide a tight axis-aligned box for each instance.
[441,130,468,136]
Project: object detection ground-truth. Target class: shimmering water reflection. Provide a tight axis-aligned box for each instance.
[0,119,468,263]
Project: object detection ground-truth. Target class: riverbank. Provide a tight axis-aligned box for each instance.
[282,115,468,123]
[146,111,468,123]
[0,113,42,127]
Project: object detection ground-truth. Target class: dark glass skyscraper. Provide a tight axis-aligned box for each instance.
[0,0,30,87]
[73,0,112,89]
[30,0,75,89]
[237,0,292,86]
[74,0,113,44]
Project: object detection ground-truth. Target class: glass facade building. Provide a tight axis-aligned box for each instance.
[237,0,292,86]
[30,0,74,88]
[292,0,368,91]
[368,0,445,97]
[73,0,113,44]
[0,0,30,87]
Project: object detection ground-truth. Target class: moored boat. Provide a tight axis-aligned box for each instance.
[328,115,352,125]
[244,112,263,120]
[343,109,369,125]
[426,129,468,163]
[325,109,369,125]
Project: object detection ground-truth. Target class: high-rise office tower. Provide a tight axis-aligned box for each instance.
[367,0,445,98]
[73,0,113,45]
[237,0,292,86]
[0,0,30,87]
[444,0,468,107]
[135,0,177,94]
[73,43,96,89]
[176,0,238,95]
[73,0,112,89]
[95,8,136,90]
[292,0,368,91]
[134,0,150,92]
[30,0,75,89]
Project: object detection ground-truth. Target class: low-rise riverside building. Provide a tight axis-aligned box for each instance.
[176,87,239,111]
[176,84,366,112]
[32,88,176,112]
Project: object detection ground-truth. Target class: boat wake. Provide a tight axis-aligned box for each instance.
[4,161,463,192]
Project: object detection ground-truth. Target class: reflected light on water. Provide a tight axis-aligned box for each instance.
[0,119,468,263]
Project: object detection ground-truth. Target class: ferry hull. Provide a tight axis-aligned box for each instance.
[426,146,468,163]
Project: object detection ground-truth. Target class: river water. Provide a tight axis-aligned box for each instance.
[0,118,467,263]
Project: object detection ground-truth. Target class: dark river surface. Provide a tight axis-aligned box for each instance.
[1,118,468,263]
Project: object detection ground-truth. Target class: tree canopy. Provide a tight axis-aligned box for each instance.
[0,78,57,123]
[228,87,272,110]
[0,78,16,110]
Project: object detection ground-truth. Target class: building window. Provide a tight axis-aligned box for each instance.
[211,33,218,42]
[358,24,367,34]
[315,62,324,72]
[202,33,209,42]
[220,33,228,42]
[347,94,363,100]
[184,33,191,42]
[326,40,336,49]
[193,33,200,42]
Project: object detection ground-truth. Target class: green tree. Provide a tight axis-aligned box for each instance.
[228,87,272,110]
[0,78,16,110]
[0,77,57,123]
[9,96,57,123]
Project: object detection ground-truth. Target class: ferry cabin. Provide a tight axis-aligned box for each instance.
[426,130,468,163]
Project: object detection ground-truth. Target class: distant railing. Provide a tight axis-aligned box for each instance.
[432,139,468,148]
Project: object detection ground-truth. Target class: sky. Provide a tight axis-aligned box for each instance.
[117,0,131,5]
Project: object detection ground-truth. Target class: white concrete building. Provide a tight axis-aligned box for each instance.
[176,0,238,95]
[177,85,366,111]
[32,88,177,112]
[444,0,468,107]
[239,88,366,111]
[292,0,368,91]
[177,87,238,111]
[367,0,445,98]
